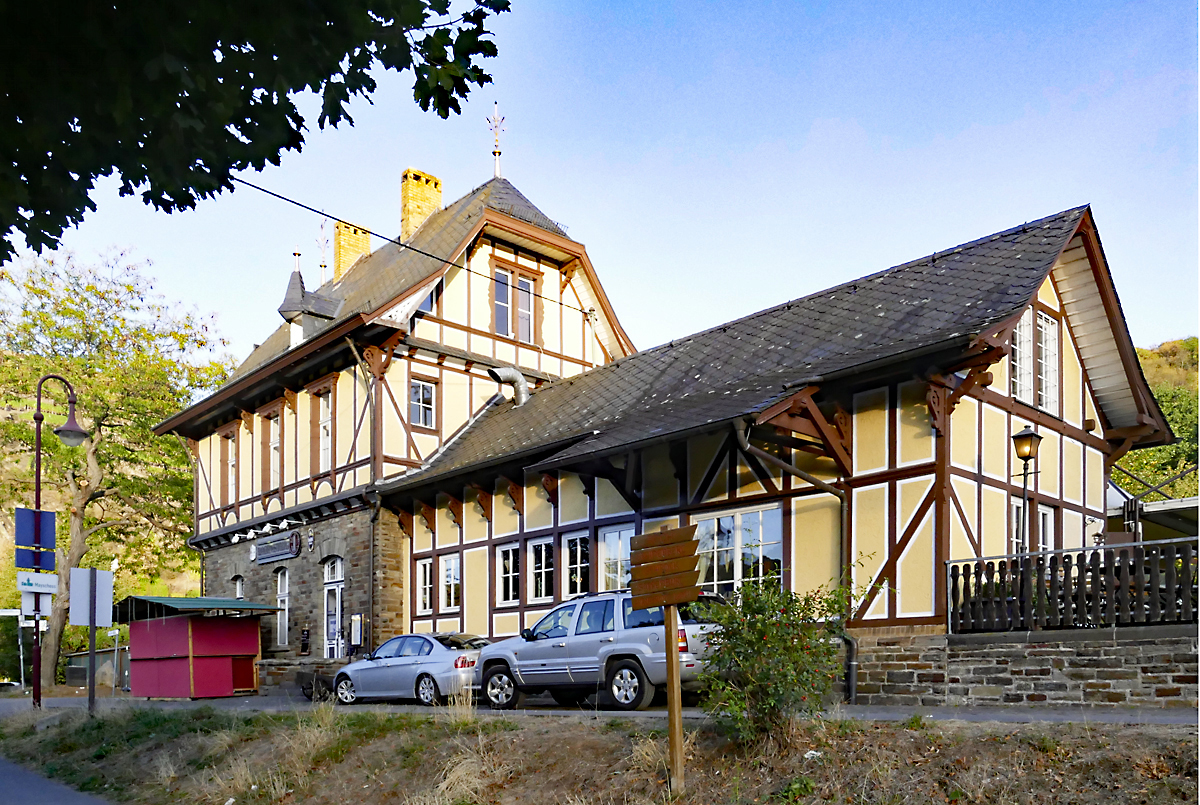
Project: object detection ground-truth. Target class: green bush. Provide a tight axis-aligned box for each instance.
[698,581,846,742]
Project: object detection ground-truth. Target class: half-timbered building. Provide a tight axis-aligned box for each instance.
[376,204,1172,641]
[154,169,635,681]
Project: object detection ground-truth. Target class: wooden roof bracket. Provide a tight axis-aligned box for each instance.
[398,509,414,539]
[468,483,493,522]
[540,473,559,506]
[754,386,852,474]
[576,457,641,511]
[442,493,464,529]
[417,500,437,532]
[500,475,525,516]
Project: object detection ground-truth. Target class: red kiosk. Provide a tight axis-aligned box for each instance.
[115,596,276,699]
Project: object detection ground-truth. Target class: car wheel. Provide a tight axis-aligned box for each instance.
[550,688,590,707]
[483,665,524,710]
[606,660,651,711]
[416,674,442,706]
[334,675,357,705]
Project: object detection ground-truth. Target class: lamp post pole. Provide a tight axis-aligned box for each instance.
[1020,458,1031,554]
[1011,426,1042,556]
[30,374,88,709]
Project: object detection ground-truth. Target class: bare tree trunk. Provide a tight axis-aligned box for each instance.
[40,430,105,691]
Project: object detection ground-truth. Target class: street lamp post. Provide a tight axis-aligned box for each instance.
[1011,426,1043,554]
[31,374,89,708]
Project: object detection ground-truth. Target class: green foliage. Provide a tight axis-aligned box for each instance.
[697,581,846,742]
[902,713,927,730]
[1116,338,1198,501]
[776,776,816,802]
[0,1,510,262]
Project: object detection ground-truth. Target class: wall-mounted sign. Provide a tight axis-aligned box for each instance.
[349,613,363,647]
[256,530,301,564]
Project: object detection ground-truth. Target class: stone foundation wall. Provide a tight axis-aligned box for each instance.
[258,657,351,695]
[851,624,1197,708]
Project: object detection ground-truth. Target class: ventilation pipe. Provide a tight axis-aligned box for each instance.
[487,366,530,407]
[736,420,857,704]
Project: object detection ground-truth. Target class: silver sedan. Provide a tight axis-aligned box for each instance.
[334,633,488,705]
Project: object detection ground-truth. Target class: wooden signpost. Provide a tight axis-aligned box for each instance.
[629,524,700,794]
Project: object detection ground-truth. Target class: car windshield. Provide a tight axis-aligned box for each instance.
[434,634,489,650]
[622,594,727,628]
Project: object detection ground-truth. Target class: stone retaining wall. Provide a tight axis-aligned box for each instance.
[851,624,1197,708]
[258,658,351,695]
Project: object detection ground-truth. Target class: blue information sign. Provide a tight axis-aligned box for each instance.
[15,508,55,550]
[15,548,55,572]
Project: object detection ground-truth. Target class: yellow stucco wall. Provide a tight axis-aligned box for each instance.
[792,495,840,594]
[596,477,634,517]
[688,433,725,500]
[1038,431,1060,497]
[524,472,554,531]
[436,500,459,548]
[898,380,934,466]
[981,403,1008,480]
[853,484,888,618]
[981,486,1007,557]
[493,612,520,637]
[897,509,934,616]
[641,444,678,510]
[559,472,589,524]
[462,547,489,636]
[463,486,489,544]
[493,477,520,536]
[1085,448,1104,510]
[1063,340,1084,427]
[1063,438,1083,504]
[950,396,978,471]
[853,388,889,474]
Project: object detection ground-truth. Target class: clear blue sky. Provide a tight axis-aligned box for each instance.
[31,0,1200,362]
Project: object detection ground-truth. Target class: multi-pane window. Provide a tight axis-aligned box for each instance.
[529,539,554,602]
[1011,308,1060,414]
[324,557,344,659]
[494,270,511,337]
[232,575,244,601]
[1037,505,1057,553]
[416,281,441,315]
[266,414,282,491]
[416,558,433,615]
[275,568,289,646]
[695,506,783,595]
[563,532,589,597]
[318,392,332,473]
[222,431,238,507]
[1036,312,1059,413]
[516,276,533,343]
[498,544,520,605]
[494,268,535,343]
[1011,498,1027,553]
[441,554,461,611]
[410,380,435,429]
[1011,309,1034,403]
[599,524,635,591]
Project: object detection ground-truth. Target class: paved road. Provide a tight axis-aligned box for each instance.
[2,692,1194,724]
[0,756,109,804]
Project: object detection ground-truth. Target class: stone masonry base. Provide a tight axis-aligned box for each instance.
[850,623,1197,708]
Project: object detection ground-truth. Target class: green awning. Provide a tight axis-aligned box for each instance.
[114,595,278,623]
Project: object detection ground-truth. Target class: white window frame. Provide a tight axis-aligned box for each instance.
[1011,497,1028,553]
[323,557,345,659]
[233,575,244,601]
[528,537,554,603]
[440,554,461,612]
[516,276,533,343]
[497,543,520,606]
[416,558,434,615]
[1011,309,1034,404]
[1036,312,1059,414]
[275,568,289,646]
[563,531,589,597]
[268,415,282,490]
[494,269,511,337]
[693,503,784,595]
[318,391,333,473]
[225,432,238,507]
[1037,504,1057,554]
[599,523,635,592]
[410,379,436,430]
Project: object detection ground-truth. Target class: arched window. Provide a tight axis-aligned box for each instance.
[275,568,289,646]
[232,575,245,601]
[323,557,345,658]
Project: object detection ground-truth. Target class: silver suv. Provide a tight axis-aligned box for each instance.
[474,590,722,710]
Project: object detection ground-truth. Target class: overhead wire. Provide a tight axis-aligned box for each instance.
[230,176,593,317]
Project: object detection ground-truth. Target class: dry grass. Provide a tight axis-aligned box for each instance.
[443,681,476,728]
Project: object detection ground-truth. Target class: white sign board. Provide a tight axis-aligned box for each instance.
[69,568,114,628]
[21,591,52,616]
[0,608,19,617]
[19,619,48,631]
[17,571,58,594]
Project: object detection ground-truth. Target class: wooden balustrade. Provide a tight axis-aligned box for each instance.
[948,538,1198,634]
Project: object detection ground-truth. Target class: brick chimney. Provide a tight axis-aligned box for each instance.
[333,221,370,281]
[401,168,442,242]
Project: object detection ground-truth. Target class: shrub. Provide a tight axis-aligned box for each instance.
[698,581,846,742]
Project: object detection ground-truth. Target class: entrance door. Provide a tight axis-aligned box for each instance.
[324,557,345,658]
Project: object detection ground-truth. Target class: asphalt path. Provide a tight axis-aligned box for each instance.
[0,756,111,804]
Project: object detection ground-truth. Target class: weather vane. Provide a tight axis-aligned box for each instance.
[487,101,505,178]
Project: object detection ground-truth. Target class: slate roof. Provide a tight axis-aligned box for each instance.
[383,205,1089,492]
[227,177,567,384]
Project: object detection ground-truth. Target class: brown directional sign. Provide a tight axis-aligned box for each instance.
[629,525,700,612]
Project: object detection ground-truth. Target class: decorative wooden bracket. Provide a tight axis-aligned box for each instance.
[577,456,642,511]
[926,381,950,436]
[443,493,464,529]
[926,364,995,435]
[560,259,580,293]
[755,387,852,476]
[283,389,297,414]
[417,501,436,532]
[186,438,200,459]
[239,410,255,433]
[398,510,414,539]
[539,473,558,507]
[580,474,596,499]
[500,476,525,516]
[469,483,493,522]
[362,345,387,379]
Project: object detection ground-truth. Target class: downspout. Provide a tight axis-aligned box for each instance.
[346,338,377,652]
[736,421,857,704]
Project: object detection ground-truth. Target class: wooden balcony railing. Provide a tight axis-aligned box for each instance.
[946,537,1198,634]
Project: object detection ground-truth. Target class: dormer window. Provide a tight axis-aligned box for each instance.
[494,267,536,344]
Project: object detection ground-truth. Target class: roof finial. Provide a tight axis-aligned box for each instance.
[487,101,505,178]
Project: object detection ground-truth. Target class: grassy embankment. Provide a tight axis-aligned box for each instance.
[0,701,1195,805]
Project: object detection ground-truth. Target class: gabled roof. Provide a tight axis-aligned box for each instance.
[383,204,1165,494]
[227,177,567,384]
